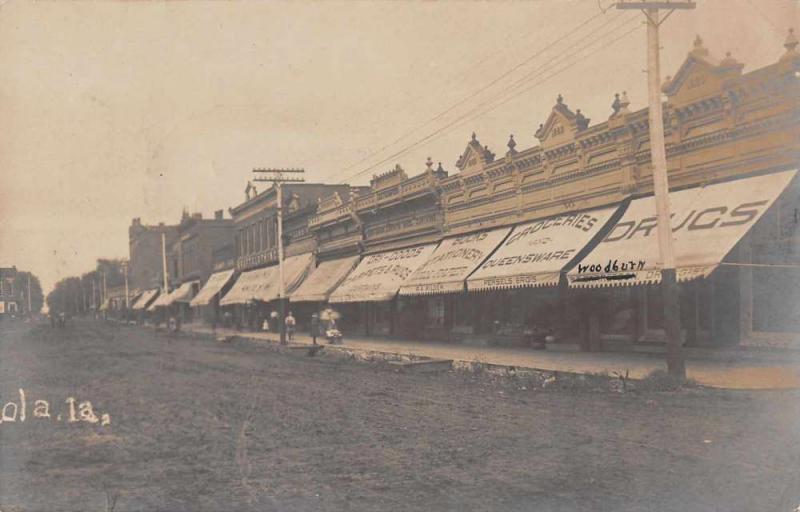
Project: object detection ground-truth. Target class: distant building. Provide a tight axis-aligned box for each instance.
[168,209,234,286]
[128,218,178,291]
[0,266,18,317]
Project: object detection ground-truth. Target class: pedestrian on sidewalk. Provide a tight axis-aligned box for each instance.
[310,312,319,345]
[285,311,296,341]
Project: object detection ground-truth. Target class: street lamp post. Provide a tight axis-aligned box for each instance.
[616,0,695,378]
[253,168,305,345]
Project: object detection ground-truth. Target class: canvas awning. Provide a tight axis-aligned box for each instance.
[568,170,797,288]
[219,266,277,306]
[466,206,620,291]
[258,253,314,303]
[172,280,199,304]
[98,298,110,311]
[290,255,360,303]
[146,289,171,311]
[131,289,159,310]
[328,243,438,303]
[190,269,236,307]
[399,227,512,296]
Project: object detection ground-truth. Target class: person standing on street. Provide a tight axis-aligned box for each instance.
[285,311,296,341]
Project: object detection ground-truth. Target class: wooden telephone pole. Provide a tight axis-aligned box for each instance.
[616,0,695,377]
[253,168,305,345]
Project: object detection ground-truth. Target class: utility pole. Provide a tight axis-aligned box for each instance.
[123,261,130,310]
[616,0,694,378]
[253,168,305,345]
[26,272,31,315]
[161,232,169,294]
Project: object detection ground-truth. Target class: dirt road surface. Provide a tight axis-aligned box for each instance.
[1,320,799,511]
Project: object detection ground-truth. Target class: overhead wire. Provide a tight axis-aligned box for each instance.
[337,9,611,177]
[339,13,642,184]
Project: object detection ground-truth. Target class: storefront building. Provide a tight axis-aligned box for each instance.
[220,181,351,331]
[323,33,800,349]
[323,161,449,336]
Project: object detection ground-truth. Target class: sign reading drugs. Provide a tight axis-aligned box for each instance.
[399,227,511,296]
[467,206,618,291]
[328,243,438,303]
[568,170,797,287]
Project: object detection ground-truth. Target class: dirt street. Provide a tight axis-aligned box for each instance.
[1,319,799,512]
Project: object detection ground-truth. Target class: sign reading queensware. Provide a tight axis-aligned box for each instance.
[467,207,618,290]
[399,227,511,295]
[568,170,797,287]
[329,243,438,303]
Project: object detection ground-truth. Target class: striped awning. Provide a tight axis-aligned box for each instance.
[568,170,797,288]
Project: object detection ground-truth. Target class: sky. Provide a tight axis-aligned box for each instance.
[0,0,796,294]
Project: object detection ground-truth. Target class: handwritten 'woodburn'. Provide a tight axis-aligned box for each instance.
[0,389,111,426]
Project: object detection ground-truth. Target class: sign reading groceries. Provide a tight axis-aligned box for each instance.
[329,243,438,303]
[399,227,511,295]
[467,206,618,291]
[568,170,797,287]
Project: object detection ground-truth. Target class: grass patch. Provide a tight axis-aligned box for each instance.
[636,369,698,392]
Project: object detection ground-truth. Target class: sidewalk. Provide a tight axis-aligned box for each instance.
[178,324,800,390]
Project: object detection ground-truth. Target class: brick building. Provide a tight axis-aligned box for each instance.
[128,219,178,292]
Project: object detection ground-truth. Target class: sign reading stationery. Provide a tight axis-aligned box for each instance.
[399,227,511,296]
[467,206,618,290]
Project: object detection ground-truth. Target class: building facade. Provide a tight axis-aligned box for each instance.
[128,219,179,292]
[310,33,800,350]
[169,209,234,287]
[0,267,18,318]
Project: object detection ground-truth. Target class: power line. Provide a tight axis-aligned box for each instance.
[339,16,642,184]
[337,9,613,178]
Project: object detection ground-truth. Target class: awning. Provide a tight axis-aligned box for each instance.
[568,170,797,287]
[98,298,110,311]
[467,206,620,290]
[328,243,438,303]
[258,253,314,303]
[146,289,171,311]
[290,255,360,303]
[172,280,199,304]
[145,281,197,310]
[190,269,236,307]
[399,227,512,296]
[131,289,159,310]
[219,266,278,306]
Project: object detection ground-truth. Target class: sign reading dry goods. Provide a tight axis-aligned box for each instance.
[568,170,797,287]
[399,227,511,295]
[467,206,618,290]
[328,243,438,303]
